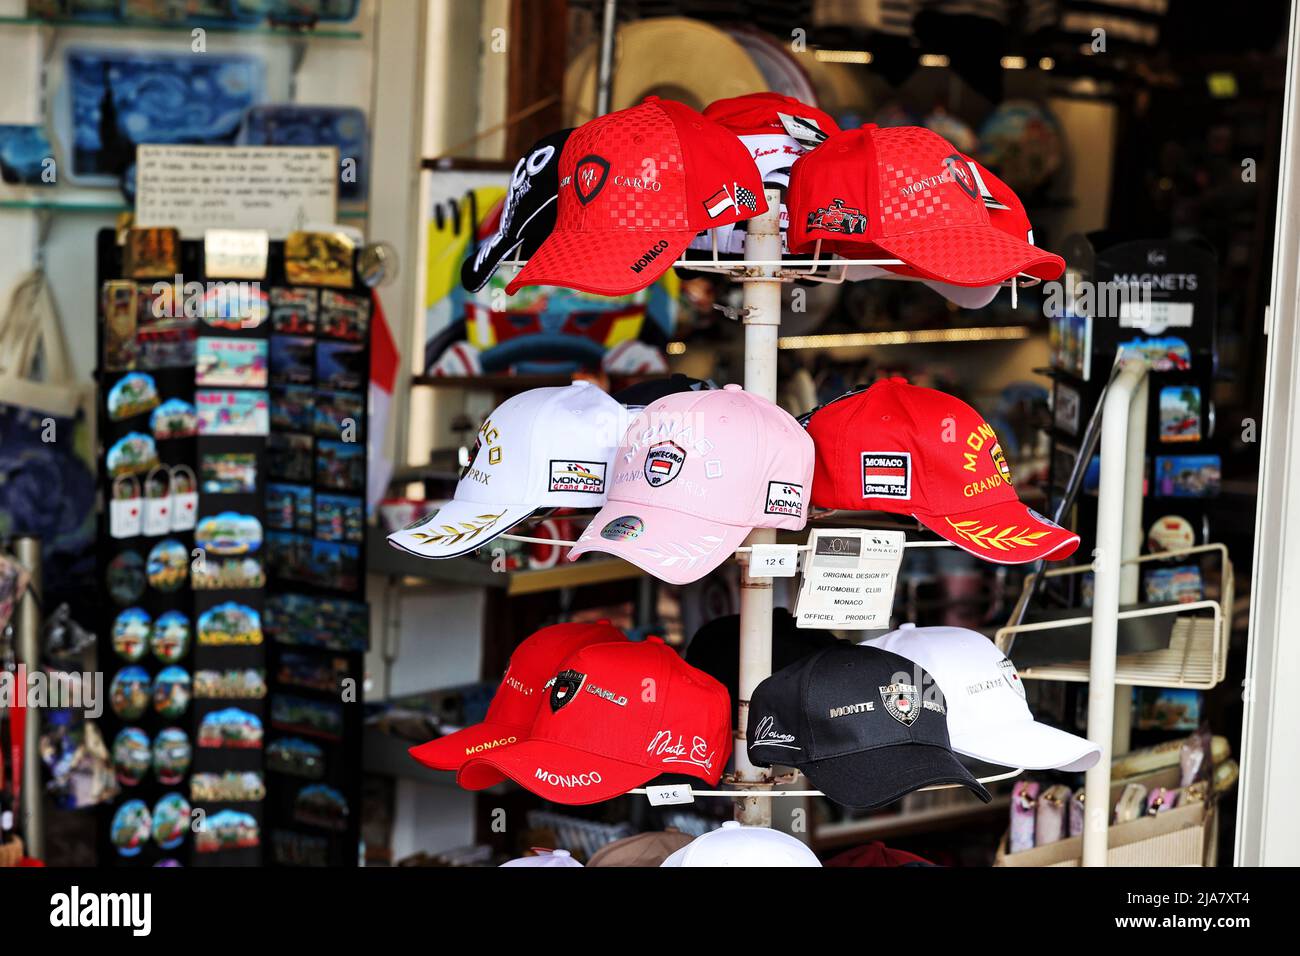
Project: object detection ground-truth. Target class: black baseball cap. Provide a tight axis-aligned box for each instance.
[461,128,573,293]
[611,374,716,410]
[685,607,840,705]
[747,643,991,810]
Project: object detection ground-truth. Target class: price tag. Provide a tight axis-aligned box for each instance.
[204,228,270,279]
[794,529,904,629]
[644,783,695,806]
[748,543,799,578]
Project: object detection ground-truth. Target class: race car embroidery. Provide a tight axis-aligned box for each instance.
[806,198,868,235]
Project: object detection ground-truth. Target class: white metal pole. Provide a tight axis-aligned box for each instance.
[595,0,618,117]
[1082,361,1146,866]
[1112,371,1149,756]
[734,189,782,826]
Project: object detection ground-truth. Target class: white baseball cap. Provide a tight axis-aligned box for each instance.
[500,848,583,868]
[863,624,1100,772]
[660,822,821,867]
[388,382,627,559]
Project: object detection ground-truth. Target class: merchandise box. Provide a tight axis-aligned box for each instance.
[994,767,1216,867]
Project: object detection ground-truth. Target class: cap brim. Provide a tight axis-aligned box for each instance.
[841,265,1000,309]
[457,739,656,805]
[798,742,992,810]
[953,720,1100,772]
[408,721,530,772]
[916,497,1080,566]
[386,499,537,560]
[567,503,751,585]
[875,225,1065,287]
[919,279,1000,309]
[505,227,697,297]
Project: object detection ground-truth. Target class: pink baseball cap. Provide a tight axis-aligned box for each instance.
[568,384,814,584]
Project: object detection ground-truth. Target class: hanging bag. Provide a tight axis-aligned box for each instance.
[0,271,97,592]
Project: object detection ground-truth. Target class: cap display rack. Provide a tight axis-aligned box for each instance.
[498,192,1032,815]
[495,195,1227,865]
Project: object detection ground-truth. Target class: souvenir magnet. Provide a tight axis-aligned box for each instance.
[103,281,140,371]
[151,793,192,850]
[110,666,151,721]
[111,607,151,662]
[112,728,152,787]
[284,230,355,287]
[146,539,190,592]
[106,551,147,606]
[111,799,152,857]
[153,666,191,719]
[153,729,192,786]
[151,610,191,663]
[107,372,160,421]
[123,227,180,279]
[1147,514,1195,553]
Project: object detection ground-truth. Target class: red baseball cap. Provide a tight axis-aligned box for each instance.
[506,96,767,297]
[786,125,1065,287]
[804,379,1080,564]
[845,155,1045,308]
[703,92,839,186]
[408,620,626,771]
[457,637,732,804]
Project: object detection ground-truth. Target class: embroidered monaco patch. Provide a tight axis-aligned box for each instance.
[764,481,804,517]
[548,460,606,494]
[862,452,911,499]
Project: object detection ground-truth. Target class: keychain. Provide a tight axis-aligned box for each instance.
[110,476,144,539]
[170,464,198,532]
[142,467,172,537]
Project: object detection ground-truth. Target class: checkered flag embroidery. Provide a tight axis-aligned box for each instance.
[735,185,758,211]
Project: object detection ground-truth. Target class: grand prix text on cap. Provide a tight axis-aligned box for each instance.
[803,378,1080,564]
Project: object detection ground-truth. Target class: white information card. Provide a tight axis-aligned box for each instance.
[795,529,905,629]
[135,145,339,240]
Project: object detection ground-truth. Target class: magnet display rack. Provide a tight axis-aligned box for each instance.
[94,233,369,867]
[95,230,205,867]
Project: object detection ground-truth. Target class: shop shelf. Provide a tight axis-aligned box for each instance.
[0,14,363,40]
[810,795,1012,851]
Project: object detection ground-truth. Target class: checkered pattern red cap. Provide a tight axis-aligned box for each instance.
[804,379,1079,565]
[786,125,1065,287]
[506,96,767,297]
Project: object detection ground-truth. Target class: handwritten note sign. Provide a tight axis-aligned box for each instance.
[135,145,340,240]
